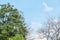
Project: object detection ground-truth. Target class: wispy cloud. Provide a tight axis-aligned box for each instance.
[30,22,42,30]
[55,0,58,1]
[43,2,53,12]
[28,22,42,34]
[26,33,47,40]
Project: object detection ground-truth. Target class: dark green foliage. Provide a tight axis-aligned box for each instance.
[0,3,27,40]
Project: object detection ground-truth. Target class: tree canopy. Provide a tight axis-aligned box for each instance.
[0,3,27,40]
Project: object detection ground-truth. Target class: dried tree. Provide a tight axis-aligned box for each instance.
[38,18,60,40]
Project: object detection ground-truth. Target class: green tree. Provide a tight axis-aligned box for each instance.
[8,34,24,40]
[0,3,27,40]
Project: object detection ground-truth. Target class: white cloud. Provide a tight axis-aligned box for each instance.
[43,2,53,12]
[54,0,58,1]
[27,22,42,34]
[26,22,47,40]
[30,22,42,31]
[26,33,47,40]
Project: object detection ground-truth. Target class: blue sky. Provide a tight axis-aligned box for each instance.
[0,0,60,34]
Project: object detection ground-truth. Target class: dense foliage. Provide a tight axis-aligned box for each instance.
[0,3,27,40]
[8,34,24,40]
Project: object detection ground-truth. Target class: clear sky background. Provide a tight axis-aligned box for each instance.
[0,0,60,34]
